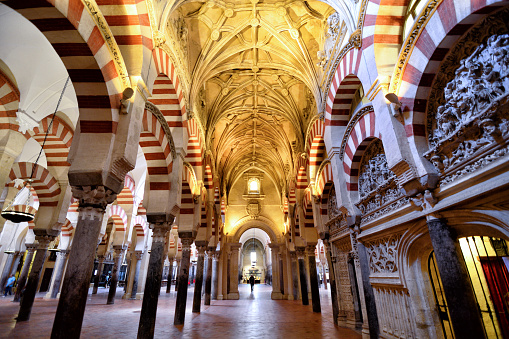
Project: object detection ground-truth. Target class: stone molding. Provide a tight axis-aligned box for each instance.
[72,186,117,211]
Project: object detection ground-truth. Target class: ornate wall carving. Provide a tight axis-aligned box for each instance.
[365,234,402,274]
[373,286,417,338]
[425,11,509,186]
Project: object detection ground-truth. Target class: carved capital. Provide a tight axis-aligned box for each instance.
[97,255,106,262]
[72,185,117,212]
[181,237,194,251]
[25,243,37,252]
[57,250,70,259]
[150,222,172,243]
[306,245,317,256]
[295,246,306,259]
[35,235,55,249]
[135,251,144,261]
[410,189,437,213]
[112,245,126,256]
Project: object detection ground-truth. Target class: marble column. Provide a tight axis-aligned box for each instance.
[174,259,181,292]
[166,256,173,293]
[211,252,219,300]
[357,241,380,339]
[0,251,16,293]
[324,240,339,325]
[51,188,113,339]
[107,246,125,304]
[204,249,213,305]
[269,243,282,299]
[192,243,206,312]
[174,236,193,325]
[296,247,309,305]
[130,251,143,299]
[427,218,485,338]
[321,263,327,290]
[137,221,172,338]
[93,255,106,294]
[17,234,54,321]
[307,245,321,313]
[13,244,36,302]
[10,251,21,276]
[46,250,70,299]
[290,251,299,300]
[228,243,241,300]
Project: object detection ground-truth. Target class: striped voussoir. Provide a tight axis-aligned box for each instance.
[137,201,146,216]
[343,111,377,192]
[200,201,207,230]
[107,204,127,233]
[296,165,308,190]
[133,215,147,238]
[319,181,335,218]
[117,174,135,206]
[0,70,19,131]
[325,51,362,127]
[150,74,184,129]
[315,162,334,197]
[398,0,509,140]
[220,196,226,220]
[8,162,61,207]
[302,189,314,228]
[288,187,296,205]
[152,49,185,115]
[308,120,326,181]
[186,119,203,167]
[204,165,213,190]
[61,218,74,237]
[179,181,194,222]
[9,204,38,217]
[140,108,173,191]
[2,0,123,135]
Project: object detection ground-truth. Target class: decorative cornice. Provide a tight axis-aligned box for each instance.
[81,0,131,89]
[338,104,374,160]
[389,0,441,94]
[145,102,177,160]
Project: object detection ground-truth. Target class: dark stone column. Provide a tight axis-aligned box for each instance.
[357,240,379,339]
[10,251,21,276]
[17,234,54,321]
[174,259,180,292]
[279,255,284,295]
[107,246,125,304]
[137,220,172,338]
[204,249,213,305]
[192,243,206,312]
[51,187,114,339]
[0,251,16,293]
[13,244,36,302]
[47,250,70,299]
[324,240,339,325]
[92,255,105,294]
[130,251,143,299]
[290,252,299,300]
[226,254,230,295]
[307,245,321,313]
[211,252,219,300]
[166,256,173,293]
[174,235,194,325]
[427,218,485,338]
[296,247,309,305]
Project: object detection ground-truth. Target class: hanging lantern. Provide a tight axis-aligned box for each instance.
[1,180,36,223]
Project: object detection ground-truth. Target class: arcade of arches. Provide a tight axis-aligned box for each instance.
[0,0,508,338]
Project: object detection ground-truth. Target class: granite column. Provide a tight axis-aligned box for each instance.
[324,239,339,325]
[290,251,299,300]
[107,246,126,304]
[93,255,105,294]
[166,256,173,293]
[192,243,206,312]
[46,250,70,299]
[130,251,143,299]
[296,247,309,305]
[174,236,193,325]
[307,245,321,313]
[204,249,213,305]
[13,244,36,302]
[211,252,219,300]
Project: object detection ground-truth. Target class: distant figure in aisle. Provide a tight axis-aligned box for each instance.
[249,275,255,292]
[3,274,15,297]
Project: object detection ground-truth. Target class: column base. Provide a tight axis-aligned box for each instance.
[217,294,223,300]
[44,292,52,299]
[287,295,294,300]
[227,292,239,300]
[271,291,283,300]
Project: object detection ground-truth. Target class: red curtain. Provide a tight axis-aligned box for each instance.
[480,257,509,338]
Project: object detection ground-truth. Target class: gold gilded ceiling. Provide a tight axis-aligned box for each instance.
[164,0,339,194]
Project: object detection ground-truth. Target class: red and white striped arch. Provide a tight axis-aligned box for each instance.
[343,111,377,192]
[140,108,173,191]
[302,189,315,229]
[4,182,40,208]
[396,0,509,145]
[4,0,125,135]
[288,187,296,205]
[220,196,226,222]
[150,74,184,130]
[0,70,19,131]
[61,219,74,237]
[315,162,334,197]
[137,201,146,216]
[325,50,363,127]
[296,165,308,190]
[107,204,128,234]
[152,48,185,112]
[8,162,61,207]
[204,165,213,190]
[320,182,336,220]
[186,119,203,167]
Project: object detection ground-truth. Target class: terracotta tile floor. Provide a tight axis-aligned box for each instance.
[0,283,361,338]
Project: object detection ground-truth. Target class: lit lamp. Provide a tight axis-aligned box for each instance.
[1,76,70,223]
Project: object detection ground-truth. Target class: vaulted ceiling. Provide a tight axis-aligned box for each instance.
[165,0,338,194]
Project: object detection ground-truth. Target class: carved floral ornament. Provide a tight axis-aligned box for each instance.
[365,234,402,274]
[425,33,509,184]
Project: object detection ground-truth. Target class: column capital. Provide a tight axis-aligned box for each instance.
[71,185,117,212]
[35,235,56,249]
[306,244,317,256]
[56,250,70,259]
[289,251,297,260]
[295,246,306,259]
[268,243,280,251]
[135,251,144,261]
[97,254,106,262]
[181,237,194,251]
[150,222,172,243]
[25,243,37,252]
[195,243,207,256]
[229,242,242,251]
[112,245,127,255]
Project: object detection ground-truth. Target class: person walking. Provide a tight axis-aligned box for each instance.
[3,274,15,297]
[249,275,255,292]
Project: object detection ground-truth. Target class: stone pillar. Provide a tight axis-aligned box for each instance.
[17,234,54,321]
[427,218,485,338]
[321,263,327,289]
[93,255,106,294]
[166,256,173,293]
[174,236,193,325]
[10,251,22,276]
[0,251,16,293]
[290,251,299,300]
[46,250,70,299]
[107,246,125,304]
[13,244,36,302]
[137,220,172,338]
[174,259,181,292]
[307,245,321,313]
[192,243,206,312]
[228,243,241,300]
[296,247,309,305]
[204,249,213,305]
[211,252,219,300]
[130,251,143,299]
[279,254,284,295]
[324,240,339,325]
[269,243,282,299]
[51,186,115,339]
[357,241,379,339]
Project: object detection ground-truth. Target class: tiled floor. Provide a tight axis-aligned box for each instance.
[0,283,361,338]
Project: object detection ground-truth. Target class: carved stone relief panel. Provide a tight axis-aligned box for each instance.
[425,10,509,185]
[327,185,340,220]
[365,234,402,274]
